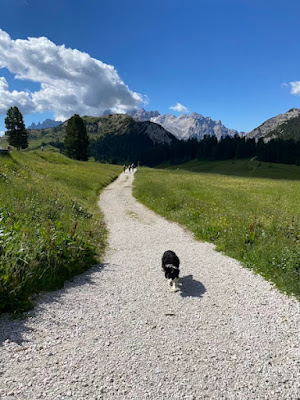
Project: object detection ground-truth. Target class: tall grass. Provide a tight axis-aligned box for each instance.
[0,149,121,312]
[133,159,300,299]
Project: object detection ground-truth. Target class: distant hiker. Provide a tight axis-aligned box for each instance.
[41,145,44,152]
[131,163,135,171]
[123,165,126,173]
[128,164,131,173]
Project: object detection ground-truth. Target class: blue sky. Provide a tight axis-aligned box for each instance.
[0,0,299,134]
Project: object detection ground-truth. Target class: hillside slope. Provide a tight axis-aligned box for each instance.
[265,115,300,141]
[1,114,179,165]
[85,114,179,164]
[0,150,121,312]
[25,114,176,146]
[247,108,300,140]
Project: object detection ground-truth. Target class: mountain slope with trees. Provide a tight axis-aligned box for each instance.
[8,113,179,165]
[246,108,300,140]
[14,114,176,147]
[2,109,300,167]
[264,115,300,141]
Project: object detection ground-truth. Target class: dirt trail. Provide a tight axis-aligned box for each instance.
[0,171,299,400]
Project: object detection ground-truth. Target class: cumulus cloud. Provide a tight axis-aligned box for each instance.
[0,77,36,114]
[169,102,189,113]
[0,29,143,120]
[290,81,300,96]
[0,130,5,137]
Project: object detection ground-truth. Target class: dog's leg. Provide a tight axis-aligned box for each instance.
[168,279,173,287]
[172,278,179,292]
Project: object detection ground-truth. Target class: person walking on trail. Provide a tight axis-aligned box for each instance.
[128,164,131,173]
[123,165,126,174]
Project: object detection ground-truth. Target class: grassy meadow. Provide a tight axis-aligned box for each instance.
[0,148,121,312]
[134,159,300,299]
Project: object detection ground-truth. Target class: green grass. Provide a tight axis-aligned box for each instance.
[133,159,300,299]
[159,158,300,180]
[0,148,121,312]
[0,133,62,150]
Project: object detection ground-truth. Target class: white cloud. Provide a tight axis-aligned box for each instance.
[0,77,36,114]
[290,81,300,96]
[0,130,5,137]
[169,102,189,113]
[0,29,143,120]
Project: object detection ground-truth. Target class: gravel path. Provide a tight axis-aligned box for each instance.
[0,171,299,400]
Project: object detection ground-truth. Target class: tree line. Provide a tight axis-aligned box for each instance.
[3,107,300,166]
[257,138,300,165]
[89,134,300,167]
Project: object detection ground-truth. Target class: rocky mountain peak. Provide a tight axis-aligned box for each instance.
[247,108,300,140]
[128,108,160,121]
[28,118,63,130]
[151,113,239,141]
[127,108,239,141]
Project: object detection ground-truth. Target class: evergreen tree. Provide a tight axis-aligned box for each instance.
[5,107,28,150]
[64,114,89,161]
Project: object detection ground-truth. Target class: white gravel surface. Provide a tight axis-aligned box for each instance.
[0,171,299,400]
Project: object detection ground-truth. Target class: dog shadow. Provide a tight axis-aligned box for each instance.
[179,275,206,298]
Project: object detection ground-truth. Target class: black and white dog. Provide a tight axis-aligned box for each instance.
[162,250,180,292]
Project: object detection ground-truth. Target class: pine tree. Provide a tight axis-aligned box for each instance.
[5,107,28,150]
[64,114,89,161]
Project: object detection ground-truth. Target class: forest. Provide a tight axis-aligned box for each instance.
[81,135,300,166]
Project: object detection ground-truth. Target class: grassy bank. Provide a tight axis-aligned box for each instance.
[133,159,300,299]
[0,149,121,312]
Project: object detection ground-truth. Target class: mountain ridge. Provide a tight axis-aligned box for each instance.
[127,108,240,141]
[25,114,178,147]
[264,114,300,142]
[246,108,300,140]
[28,118,63,130]
[128,108,160,121]
[151,112,239,141]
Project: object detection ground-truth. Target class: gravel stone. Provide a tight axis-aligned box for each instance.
[0,172,299,399]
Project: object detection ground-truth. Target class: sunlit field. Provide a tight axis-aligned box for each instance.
[0,148,121,312]
[134,159,300,299]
